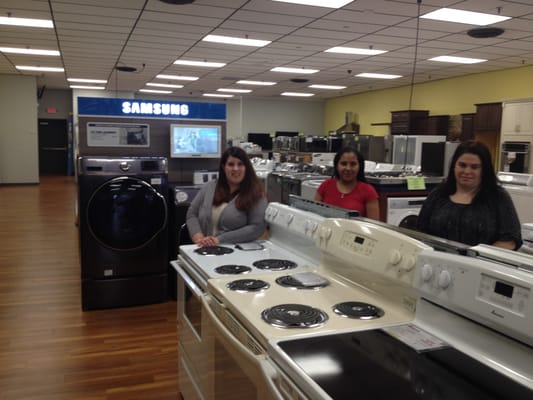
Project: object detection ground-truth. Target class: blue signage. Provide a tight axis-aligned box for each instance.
[77,97,226,120]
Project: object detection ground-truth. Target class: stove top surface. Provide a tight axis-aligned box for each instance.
[207,269,414,347]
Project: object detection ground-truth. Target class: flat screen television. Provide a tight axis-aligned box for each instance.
[248,132,273,151]
[170,124,222,158]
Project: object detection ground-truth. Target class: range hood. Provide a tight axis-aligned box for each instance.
[336,112,359,135]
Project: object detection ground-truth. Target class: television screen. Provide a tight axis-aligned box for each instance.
[248,133,273,151]
[170,124,222,158]
[275,131,299,137]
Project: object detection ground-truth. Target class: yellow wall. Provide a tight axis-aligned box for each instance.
[324,65,533,135]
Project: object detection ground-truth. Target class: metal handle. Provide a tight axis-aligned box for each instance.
[176,265,203,298]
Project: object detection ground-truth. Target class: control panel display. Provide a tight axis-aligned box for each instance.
[494,281,514,298]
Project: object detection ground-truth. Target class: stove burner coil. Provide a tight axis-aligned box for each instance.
[332,302,384,320]
[275,274,329,289]
[214,265,252,275]
[226,279,270,292]
[194,245,234,256]
[253,259,297,271]
[262,304,328,328]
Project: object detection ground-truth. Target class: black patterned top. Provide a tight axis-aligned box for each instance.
[416,186,522,249]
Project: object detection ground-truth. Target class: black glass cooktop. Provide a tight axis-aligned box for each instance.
[277,328,532,400]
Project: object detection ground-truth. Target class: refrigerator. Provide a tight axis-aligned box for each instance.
[392,135,446,166]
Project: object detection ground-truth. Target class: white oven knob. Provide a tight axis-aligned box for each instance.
[319,227,332,240]
[421,264,433,281]
[308,221,318,233]
[389,249,402,265]
[286,214,294,225]
[402,255,416,271]
[438,270,451,289]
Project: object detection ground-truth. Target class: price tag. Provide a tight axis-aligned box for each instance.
[406,176,426,190]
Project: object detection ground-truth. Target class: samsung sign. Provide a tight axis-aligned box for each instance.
[78,97,226,120]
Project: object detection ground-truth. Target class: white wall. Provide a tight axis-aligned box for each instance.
[0,75,39,184]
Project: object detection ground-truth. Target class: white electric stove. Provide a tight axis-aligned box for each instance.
[206,217,431,353]
[268,246,533,400]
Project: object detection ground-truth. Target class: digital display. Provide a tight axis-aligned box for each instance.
[494,281,514,298]
[170,124,221,158]
[354,236,365,245]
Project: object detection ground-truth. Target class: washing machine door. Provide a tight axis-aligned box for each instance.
[398,212,419,230]
[87,177,167,250]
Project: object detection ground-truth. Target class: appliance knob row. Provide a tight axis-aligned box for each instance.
[420,262,452,289]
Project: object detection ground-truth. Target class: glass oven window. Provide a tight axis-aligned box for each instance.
[184,283,202,336]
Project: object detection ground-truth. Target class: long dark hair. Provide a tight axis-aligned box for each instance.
[333,146,368,183]
[214,146,264,210]
[441,140,499,202]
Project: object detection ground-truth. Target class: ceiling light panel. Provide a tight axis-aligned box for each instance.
[202,35,271,47]
[139,89,173,94]
[272,0,354,8]
[421,8,511,26]
[0,47,60,56]
[68,78,108,83]
[16,66,64,72]
[0,16,54,28]
[281,92,315,97]
[429,56,487,64]
[237,80,277,86]
[156,74,199,81]
[69,85,106,90]
[173,60,226,67]
[217,88,252,93]
[325,47,387,55]
[203,93,234,98]
[309,84,346,90]
[146,82,184,88]
[271,67,319,74]
[356,73,402,79]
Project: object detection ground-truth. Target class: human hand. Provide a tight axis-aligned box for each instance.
[197,235,220,247]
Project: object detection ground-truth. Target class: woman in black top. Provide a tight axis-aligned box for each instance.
[416,140,522,250]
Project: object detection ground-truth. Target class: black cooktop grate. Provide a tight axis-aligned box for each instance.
[214,265,252,275]
[226,279,270,292]
[253,259,297,271]
[262,304,328,328]
[332,302,384,319]
[194,245,234,256]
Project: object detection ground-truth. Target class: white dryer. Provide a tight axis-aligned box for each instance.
[386,196,426,229]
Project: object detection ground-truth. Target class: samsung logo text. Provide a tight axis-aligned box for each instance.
[122,101,189,116]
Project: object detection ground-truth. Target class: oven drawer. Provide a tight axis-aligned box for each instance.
[178,343,203,400]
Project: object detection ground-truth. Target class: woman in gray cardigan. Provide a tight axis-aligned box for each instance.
[186,146,267,247]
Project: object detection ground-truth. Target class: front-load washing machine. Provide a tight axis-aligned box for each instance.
[386,196,426,229]
[78,156,168,310]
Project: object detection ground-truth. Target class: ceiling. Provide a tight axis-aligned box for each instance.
[1,0,533,100]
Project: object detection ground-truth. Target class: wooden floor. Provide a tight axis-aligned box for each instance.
[0,176,178,400]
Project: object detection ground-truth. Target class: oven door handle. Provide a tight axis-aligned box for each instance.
[176,265,203,298]
[201,295,285,400]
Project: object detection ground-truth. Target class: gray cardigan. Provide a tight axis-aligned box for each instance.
[186,180,267,243]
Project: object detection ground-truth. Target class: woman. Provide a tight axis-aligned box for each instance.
[417,140,522,250]
[186,146,267,247]
[314,146,380,219]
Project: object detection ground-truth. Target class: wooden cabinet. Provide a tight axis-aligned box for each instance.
[390,110,429,134]
[460,113,475,141]
[473,102,502,168]
[474,103,502,131]
[424,115,450,136]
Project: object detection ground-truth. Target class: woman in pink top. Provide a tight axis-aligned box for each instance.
[315,146,380,219]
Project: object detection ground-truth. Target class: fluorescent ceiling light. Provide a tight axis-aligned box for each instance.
[202,34,271,47]
[237,80,277,86]
[272,0,353,8]
[281,92,315,97]
[68,78,107,84]
[217,88,252,93]
[146,82,184,88]
[309,84,346,90]
[174,59,226,68]
[325,47,387,56]
[429,55,486,64]
[156,74,198,81]
[203,93,234,98]
[421,8,511,26]
[139,89,173,94]
[69,85,106,90]
[271,67,319,74]
[16,65,64,72]
[0,16,53,28]
[0,47,59,56]
[356,72,402,79]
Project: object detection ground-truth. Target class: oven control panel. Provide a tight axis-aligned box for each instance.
[316,218,431,286]
[414,249,533,346]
